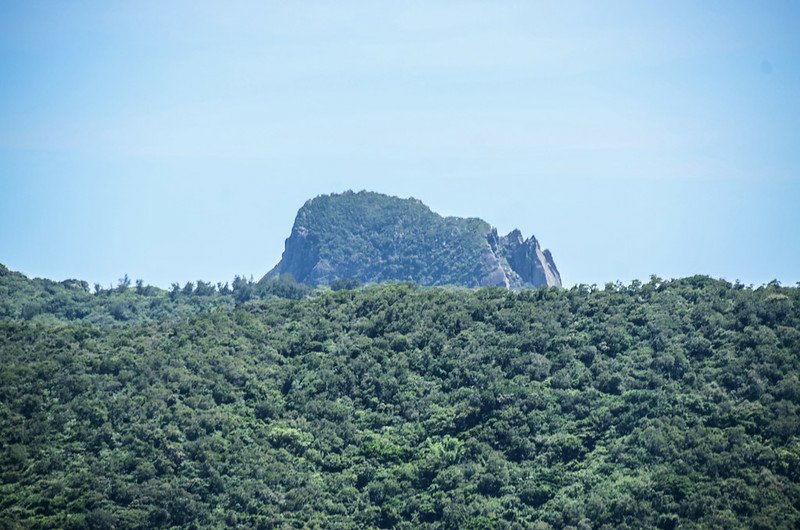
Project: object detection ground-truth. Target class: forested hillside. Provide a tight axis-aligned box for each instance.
[1,264,799,529]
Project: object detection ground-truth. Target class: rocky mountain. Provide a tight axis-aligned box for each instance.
[264,191,561,288]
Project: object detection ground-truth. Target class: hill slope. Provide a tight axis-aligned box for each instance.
[1,266,799,528]
[265,191,561,288]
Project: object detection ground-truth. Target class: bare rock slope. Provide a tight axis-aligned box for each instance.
[264,191,561,288]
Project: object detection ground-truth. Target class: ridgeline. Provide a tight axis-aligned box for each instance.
[1,263,798,528]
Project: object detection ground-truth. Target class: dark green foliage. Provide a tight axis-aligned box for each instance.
[0,267,308,327]
[1,266,799,528]
[331,278,362,291]
[231,275,255,303]
[258,274,312,300]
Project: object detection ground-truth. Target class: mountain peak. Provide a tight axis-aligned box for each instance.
[265,191,561,288]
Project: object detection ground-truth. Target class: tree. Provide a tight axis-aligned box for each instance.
[117,274,131,292]
[195,280,215,296]
[231,275,254,303]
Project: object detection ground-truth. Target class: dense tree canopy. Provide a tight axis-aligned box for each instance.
[1,263,798,528]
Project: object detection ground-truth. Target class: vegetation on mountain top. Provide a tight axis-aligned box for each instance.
[1,264,799,528]
[266,191,560,288]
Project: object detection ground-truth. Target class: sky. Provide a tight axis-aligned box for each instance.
[1,1,798,288]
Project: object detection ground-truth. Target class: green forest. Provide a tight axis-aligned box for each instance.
[1,263,798,528]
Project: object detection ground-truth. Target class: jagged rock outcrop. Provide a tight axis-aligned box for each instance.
[264,191,561,288]
[497,229,562,287]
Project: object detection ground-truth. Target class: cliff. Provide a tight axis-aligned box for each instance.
[264,191,561,288]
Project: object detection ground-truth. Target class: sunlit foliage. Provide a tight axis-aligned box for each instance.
[1,264,798,528]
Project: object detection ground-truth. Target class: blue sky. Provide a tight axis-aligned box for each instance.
[1,1,798,288]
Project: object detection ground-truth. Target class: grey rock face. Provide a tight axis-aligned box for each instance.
[496,229,562,287]
[265,191,561,288]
